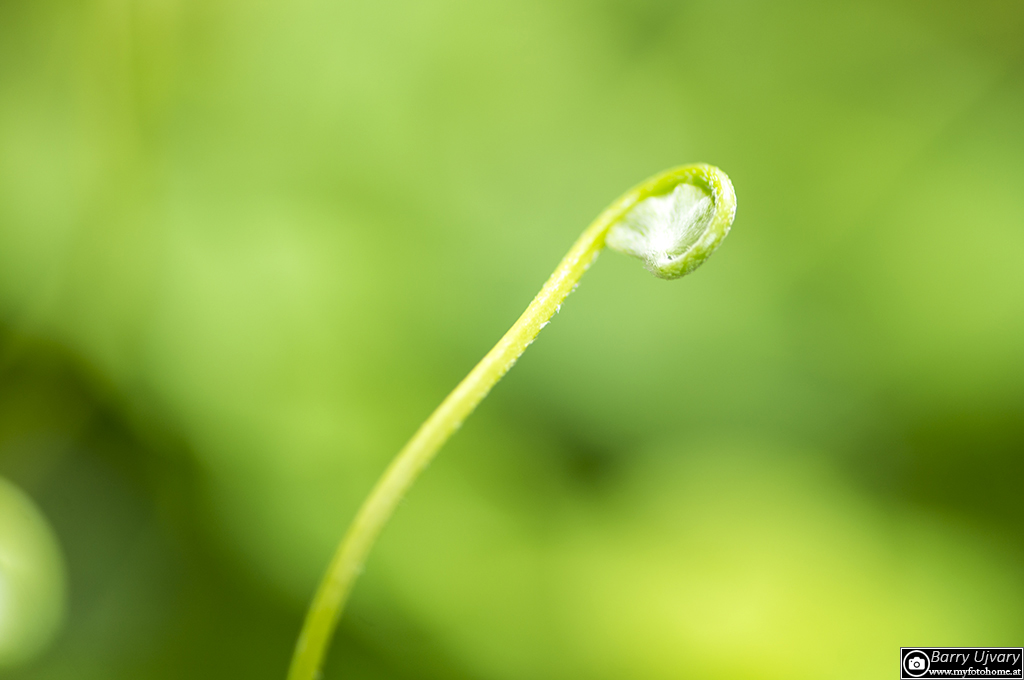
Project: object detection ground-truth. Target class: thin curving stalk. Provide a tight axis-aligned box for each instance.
[287,163,737,680]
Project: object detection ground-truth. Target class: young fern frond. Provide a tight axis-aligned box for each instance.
[287,163,737,680]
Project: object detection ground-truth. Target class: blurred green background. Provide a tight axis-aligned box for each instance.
[1,0,1023,678]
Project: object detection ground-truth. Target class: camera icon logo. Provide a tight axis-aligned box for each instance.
[904,650,931,677]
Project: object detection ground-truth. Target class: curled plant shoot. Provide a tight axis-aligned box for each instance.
[287,163,737,680]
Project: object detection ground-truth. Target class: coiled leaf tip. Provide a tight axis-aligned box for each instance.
[606,164,736,279]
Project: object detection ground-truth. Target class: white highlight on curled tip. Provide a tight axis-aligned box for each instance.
[605,169,734,280]
[607,182,714,277]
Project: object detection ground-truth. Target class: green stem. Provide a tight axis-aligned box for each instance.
[287,165,722,680]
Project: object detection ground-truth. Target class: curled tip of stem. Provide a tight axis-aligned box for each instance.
[606,164,736,280]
